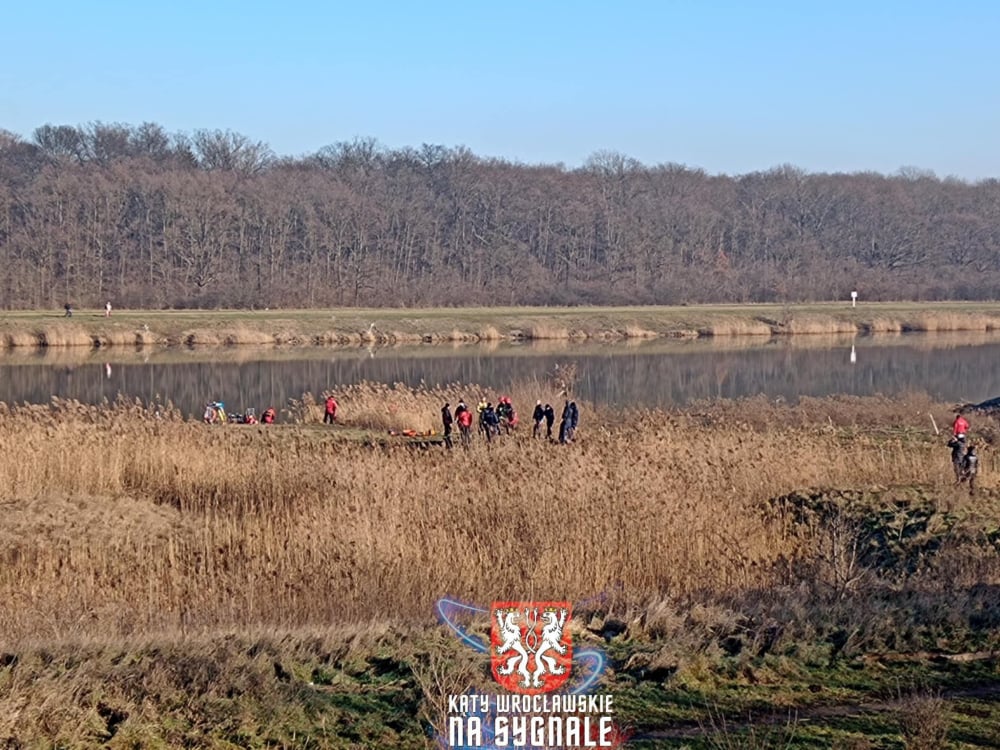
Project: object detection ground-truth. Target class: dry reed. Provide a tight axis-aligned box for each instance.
[37,324,94,347]
[785,316,858,335]
[0,390,990,647]
[524,322,570,340]
[702,319,774,336]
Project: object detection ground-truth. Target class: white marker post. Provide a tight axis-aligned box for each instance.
[851,290,858,308]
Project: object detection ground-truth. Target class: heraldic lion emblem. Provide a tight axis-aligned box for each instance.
[491,601,572,693]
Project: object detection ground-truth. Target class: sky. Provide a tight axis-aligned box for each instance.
[2,0,998,180]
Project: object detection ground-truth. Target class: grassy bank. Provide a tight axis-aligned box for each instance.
[4,301,1000,348]
[0,388,998,746]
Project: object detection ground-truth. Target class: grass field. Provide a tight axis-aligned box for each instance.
[0,385,998,747]
[5,301,1000,348]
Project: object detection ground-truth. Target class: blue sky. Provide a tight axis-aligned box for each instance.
[2,1,998,179]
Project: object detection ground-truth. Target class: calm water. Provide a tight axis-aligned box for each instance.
[1,333,999,418]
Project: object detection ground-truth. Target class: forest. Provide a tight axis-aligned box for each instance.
[0,121,998,309]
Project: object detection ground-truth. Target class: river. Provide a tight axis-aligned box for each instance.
[1,332,998,417]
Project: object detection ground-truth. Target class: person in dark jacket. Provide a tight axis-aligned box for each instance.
[483,403,500,442]
[441,402,454,449]
[959,444,979,494]
[558,400,570,444]
[532,400,545,438]
[543,403,555,440]
[568,401,579,441]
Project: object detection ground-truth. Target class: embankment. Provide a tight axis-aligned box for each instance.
[4,302,1000,348]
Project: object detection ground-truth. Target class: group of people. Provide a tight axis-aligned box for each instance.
[440,397,580,449]
[203,401,276,425]
[948,412,978,494]
[203,395,340,426]
[62,301,113,317]
[539,400,579,444]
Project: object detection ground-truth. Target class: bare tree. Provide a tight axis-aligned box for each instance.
[192,129,274,175]
[1,120,1000,308]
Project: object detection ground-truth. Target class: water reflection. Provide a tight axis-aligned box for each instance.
[1,332,999,417]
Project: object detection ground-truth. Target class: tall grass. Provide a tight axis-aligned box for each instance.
[0,390,986,646]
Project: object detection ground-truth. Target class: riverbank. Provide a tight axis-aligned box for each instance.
[4,301,1000,348]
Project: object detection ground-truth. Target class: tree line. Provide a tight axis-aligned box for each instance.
[0,121,998,309]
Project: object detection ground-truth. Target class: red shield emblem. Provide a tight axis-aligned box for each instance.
[490,601,572,694]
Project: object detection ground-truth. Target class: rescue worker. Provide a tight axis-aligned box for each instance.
[261,407,276,424]
[324,394,338,424]
[953,412,970,440]
[456,401,473,448]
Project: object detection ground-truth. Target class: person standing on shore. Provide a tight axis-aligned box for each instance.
[532,400,544,438]
[543,403,555,440]
[105,301,112,317]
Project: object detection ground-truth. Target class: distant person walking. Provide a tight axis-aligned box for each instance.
[64,303,72,318]
[543,403,555,440]
[105,301,112,317]
[441,402,454,450]
[324,395,338,424]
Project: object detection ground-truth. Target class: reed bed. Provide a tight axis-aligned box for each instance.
[701,319,774,336]
[523,322,570,340]
[0,389,990,648]
[899,311,1000,332]
[784,316,858,335]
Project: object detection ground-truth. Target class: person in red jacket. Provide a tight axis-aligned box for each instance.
[952,412,969,439]
[455,401,473,448]
[324,394,338,424]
